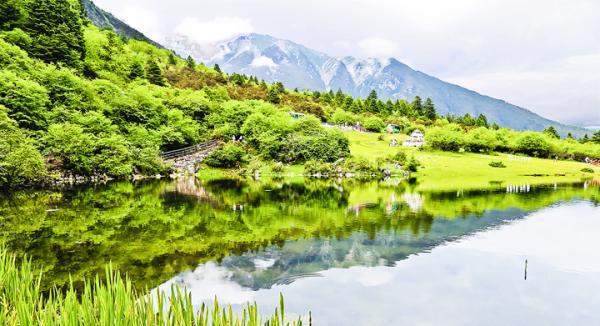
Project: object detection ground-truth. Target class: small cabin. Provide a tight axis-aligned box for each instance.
[386,124,402,134]
[289,112,305,119]
[403,129,425,147]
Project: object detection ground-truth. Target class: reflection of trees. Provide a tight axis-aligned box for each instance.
[0,179,597,293]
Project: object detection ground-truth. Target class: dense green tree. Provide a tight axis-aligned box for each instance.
[591,131,600,144]
[0,0,26,30]
[363,116,385,132]
[580,134,589,144]
[423,97,437,120]
[145,59,166,86]
[213,63,222,73]
[24,0,86,69]
[0,106,46,187]
[475,113,489,128]
[167,52,177,65]
[411,96,423,116]
[516,132,551,157]
[185,55,195,69]
[543,126,560,139]
[266,87,281,104]
[0,70,49,130]
[128,60,145,80]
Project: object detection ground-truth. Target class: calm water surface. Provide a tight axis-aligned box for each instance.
[1,178,599,325]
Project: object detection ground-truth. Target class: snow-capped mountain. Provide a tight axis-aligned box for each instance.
[167,33,587,136]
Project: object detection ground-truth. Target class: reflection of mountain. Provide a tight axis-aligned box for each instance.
[1,179,597,293]
[183,208,526,291]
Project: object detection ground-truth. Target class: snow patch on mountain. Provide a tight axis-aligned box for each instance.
[250,56,277,68]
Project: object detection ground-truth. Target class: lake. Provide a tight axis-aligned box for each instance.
[1,177,599,325]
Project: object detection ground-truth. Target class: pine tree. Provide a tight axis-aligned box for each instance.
[491,123,500,130]
[266,87,281,104]
[213,64,222,73]
[168,52,177,65]
[411,96,423,116]
[543,126,560,139]
[24,0,86,69]
[566,133,574,140]
[580,134,589,144]
[423,98,437,120]
[146,59,166,86]
[185,55,196,69]
[475,113,489,128]
[591,130,600,144]
[128,61,145,80]
[0,0,26,30]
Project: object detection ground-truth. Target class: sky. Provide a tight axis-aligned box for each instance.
[93,0,600,127]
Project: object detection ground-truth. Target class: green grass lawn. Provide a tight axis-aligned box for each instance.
[344,131,600,191]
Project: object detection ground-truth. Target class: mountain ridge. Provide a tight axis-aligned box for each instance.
[169,33,588,136]
[81,0,163,48]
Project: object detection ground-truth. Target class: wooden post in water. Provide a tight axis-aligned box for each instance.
[524,259,528,280]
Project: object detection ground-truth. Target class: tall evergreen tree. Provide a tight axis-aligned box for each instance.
[475,113,489,128]
[266,87,281,104]
[0,0,26,30]
[146,59,166,86]
[185,55,196,69]
[24,0,86,69]
[543,126,560,139]
[423,97,437,120]
[128,61,145,80]
[168,52,177,65]
[591,130,600,144]
[213,64,222,73]
[411,96,423,116]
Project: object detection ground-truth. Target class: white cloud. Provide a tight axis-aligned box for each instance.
[174,17,254,44]
[250,56,278,68]
[358,37,399,59]
[447,53,600,126]
[117,5,162,42]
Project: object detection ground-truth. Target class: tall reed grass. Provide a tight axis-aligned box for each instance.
[0,249,305,325]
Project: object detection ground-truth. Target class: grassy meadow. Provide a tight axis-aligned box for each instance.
[345,131,599,191]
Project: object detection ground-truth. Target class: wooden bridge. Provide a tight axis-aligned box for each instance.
[160,139,221,174]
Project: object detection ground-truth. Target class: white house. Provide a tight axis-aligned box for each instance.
[403,129,425,147]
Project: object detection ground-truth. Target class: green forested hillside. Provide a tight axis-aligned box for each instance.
[1,0,599,188]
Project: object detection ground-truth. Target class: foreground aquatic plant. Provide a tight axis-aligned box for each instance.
[0,249,304,325]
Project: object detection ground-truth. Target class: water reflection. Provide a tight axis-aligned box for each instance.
[0,177,598,298]
[157,202,600,325]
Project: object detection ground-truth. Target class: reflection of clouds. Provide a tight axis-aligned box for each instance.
[402,192,424,211]
[153,262,254,305]
[252,258,276,269]
[455,203,600,273]
[153,202,600,325]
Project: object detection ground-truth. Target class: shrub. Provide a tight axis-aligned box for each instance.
[203,144,247,168]
[466,127,497,153]
[363,116,385,132]
[406,156,420,172]
[581,167,594,173]
[304,160,333,176]
[330,108,358,125]
[271,162,285,174]
[489,161,507,168]
[0,124,46,187]
[426,124,464,151]
[515,132,551,157]
[390,150,407,164]
[342,157,380,175]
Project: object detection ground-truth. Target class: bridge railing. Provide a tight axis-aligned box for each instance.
[160,140,220,160]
